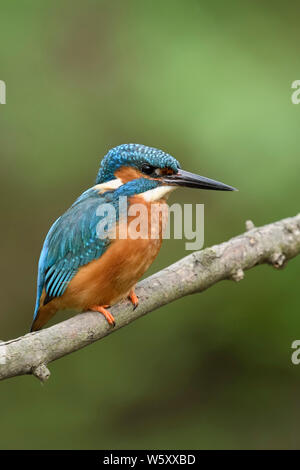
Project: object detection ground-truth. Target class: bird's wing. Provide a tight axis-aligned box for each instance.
[33,188,117,320]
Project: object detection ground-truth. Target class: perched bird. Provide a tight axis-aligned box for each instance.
[31,144,236,331]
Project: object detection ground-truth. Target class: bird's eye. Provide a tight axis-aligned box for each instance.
[141,163,155,175]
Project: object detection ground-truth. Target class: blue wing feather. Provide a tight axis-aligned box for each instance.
[33,188,117,320]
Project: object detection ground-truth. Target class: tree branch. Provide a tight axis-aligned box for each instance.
[1,214,300,383]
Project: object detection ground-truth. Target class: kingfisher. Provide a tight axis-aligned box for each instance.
[31,144,236,332]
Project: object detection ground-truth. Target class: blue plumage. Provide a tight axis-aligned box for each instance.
[96,143,180,183]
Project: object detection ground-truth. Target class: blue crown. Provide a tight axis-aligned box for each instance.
[96,143,180,183]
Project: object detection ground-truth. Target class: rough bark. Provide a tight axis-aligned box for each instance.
[1,214,299,383]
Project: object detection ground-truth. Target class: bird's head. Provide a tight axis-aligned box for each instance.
[96,144,236,199]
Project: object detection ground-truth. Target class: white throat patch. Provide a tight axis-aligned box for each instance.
[141,185,176,202]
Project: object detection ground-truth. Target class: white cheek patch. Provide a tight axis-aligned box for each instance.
[93,178,122,193]
[141,185,177,202]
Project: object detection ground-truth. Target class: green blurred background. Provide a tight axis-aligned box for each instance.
[1,0,300,450]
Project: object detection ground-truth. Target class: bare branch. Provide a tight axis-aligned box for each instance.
[1,213,300,383]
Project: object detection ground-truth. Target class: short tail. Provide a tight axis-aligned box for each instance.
[30,302,58,332]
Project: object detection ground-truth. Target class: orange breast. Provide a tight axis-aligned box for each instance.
[57,196,169,311]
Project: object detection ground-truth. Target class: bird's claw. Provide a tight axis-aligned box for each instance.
[90,305,115,328]
[128,290,139,310]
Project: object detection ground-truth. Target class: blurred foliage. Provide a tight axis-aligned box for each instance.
[0,0,300,450]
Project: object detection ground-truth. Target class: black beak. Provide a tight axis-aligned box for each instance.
[163,169,237,191]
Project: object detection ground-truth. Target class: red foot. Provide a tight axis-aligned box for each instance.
[90,305,115,327]
[128,290,139,310]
